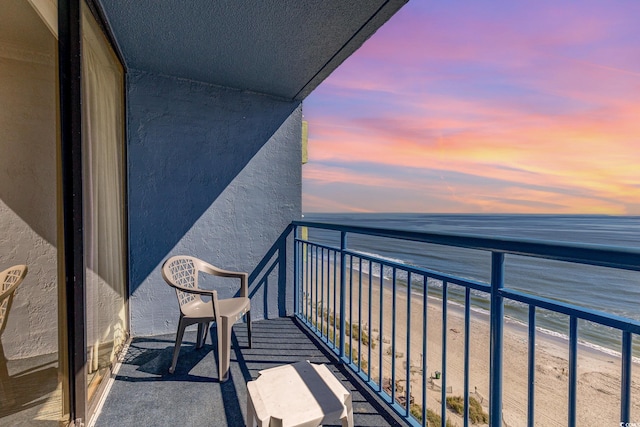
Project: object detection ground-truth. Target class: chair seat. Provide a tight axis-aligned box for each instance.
[218,297,251,323]
[182,296,250,323]
[181,299,215,320]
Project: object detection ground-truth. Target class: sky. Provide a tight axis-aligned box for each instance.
[302,0,640,215]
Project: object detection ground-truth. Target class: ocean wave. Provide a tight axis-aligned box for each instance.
[533,326,640,363]
[441,296,491,316]
[346,252,410,282]
[352,250,408,266]
[424,293,640,362]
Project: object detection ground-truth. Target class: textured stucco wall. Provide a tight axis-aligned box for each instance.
[127,70,301,337]
[0,43,58,359]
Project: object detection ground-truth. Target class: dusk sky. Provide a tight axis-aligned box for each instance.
[302,1,640,214]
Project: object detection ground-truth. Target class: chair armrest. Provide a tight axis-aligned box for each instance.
[199,261,249,298]
[168,283,217,299]
[0,280,20,303]
[0,265,27,303]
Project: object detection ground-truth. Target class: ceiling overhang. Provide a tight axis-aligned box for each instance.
[97,0,407,101]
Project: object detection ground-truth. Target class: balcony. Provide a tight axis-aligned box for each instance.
[93,220,640,427]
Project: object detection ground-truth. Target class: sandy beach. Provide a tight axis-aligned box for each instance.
[301,261,640,426]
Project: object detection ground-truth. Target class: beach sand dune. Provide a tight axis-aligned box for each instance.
[300,260,640,426]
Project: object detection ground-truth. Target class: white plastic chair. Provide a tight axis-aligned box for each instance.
[162,255,251,381]
[0,265,27,337]
[0,265,28,402]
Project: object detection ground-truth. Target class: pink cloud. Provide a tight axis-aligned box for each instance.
[303,0,640,214]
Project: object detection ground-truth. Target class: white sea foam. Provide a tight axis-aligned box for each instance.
[346,252,411,283]
[352,250,408,266]
[423,293,640,362]
[532,326,640,363]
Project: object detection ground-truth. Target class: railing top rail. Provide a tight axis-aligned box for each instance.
[292,220,640,272]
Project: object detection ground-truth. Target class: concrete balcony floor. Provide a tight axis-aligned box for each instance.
[93,317,407,426]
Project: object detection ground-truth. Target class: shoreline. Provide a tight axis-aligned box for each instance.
[350,261,639,364]
[429,292,640,366]
[303,261,640,426]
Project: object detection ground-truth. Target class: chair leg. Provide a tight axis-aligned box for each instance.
[197,322,209,349]
[342,393,354,427]
[246,382,259,427]
[0,342,14,405]
[218,317,233,382]
[246,311,252,348]
[169,316,187,374]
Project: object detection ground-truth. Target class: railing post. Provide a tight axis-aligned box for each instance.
[527,306,536,427]
[568,316,578,427]
[464,288,471,427]
[339,232,347,362]
[490,252,504,427]
[293,225,299,316]
[441,281,448,426]
[621,331,632,423]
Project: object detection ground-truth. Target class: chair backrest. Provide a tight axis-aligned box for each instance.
[162,256,201,308]
[0,265,28,334]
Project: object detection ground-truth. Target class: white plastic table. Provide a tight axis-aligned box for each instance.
[246,360,354,427]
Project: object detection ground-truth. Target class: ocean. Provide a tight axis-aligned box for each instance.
[302,213,640,358]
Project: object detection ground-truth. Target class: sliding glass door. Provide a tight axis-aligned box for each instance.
[1,2,128,423]
[0,0,65,424]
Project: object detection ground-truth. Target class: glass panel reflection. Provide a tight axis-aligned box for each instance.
[0,0,63,424]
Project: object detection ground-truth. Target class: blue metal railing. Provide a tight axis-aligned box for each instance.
[292,220,640,427]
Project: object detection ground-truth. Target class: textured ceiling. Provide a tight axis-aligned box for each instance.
[97,0,407,100]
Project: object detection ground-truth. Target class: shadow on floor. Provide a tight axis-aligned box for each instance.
[93,317,407,427]
[0,351,60,425]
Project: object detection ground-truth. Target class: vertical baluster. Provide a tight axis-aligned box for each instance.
[339,232,347,361]
[308,243,313,323]
[322,249,333,342]
[358,257,363,371]
[324,249,328,336]
[528,306,536,427]
[405,271,412,417]
[302,242,306,320]
[489,252,504,427]
[308,243,312,322]
[568,316,578,427]
[315,245,319,330]
[621,331,632,423]
[422,275,427,427]
[349,254,354,364]
[391,267,397,404]
[320,248,325,337]
[464,287,470,427]
[309,244,312,324]
[293,226,298,317]
[379,263,384,392]
[326,248,330,337]
[308,243,312,323]
[333,250,338,350]
[298,240,303,316]
[441,281,448,427]
[322,248,327,340]
[368,259,373,380]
